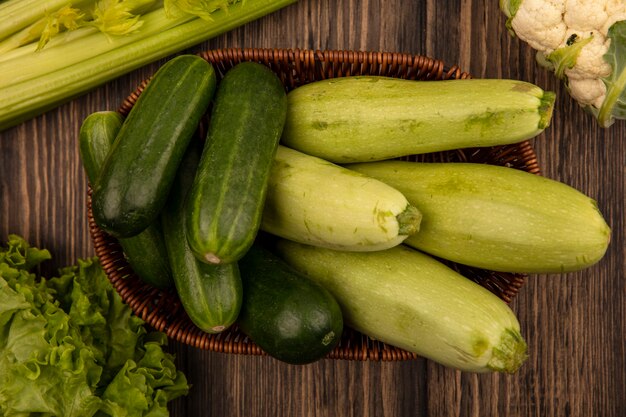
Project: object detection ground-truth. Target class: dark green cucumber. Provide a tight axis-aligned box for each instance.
[79,111,123,183]
[237,241,343,364]
[92,54,216,238]
[186,62,287,264]
[115,223,172,289]
[161,141,242,333]
[79,111,173,289]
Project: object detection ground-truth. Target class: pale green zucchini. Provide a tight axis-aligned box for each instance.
[281,77,556,163]
[275,239,528,373]
[348,161,611,273]
[260,145,422,252]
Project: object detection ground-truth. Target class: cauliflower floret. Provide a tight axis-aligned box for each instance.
[602,11,626,35]
[564,0,610,32]
[568,78,607,108]
[561,30,612,80]
[511,0,567,52]
[605,0,626,17]
[505,0,626,121]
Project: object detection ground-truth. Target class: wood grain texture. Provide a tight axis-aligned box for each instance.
[0,1,624,416]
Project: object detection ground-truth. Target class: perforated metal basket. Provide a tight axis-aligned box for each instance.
[88,48,538,361]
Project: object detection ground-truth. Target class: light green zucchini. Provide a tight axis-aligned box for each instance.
[275,239,528,373]
[281,77,555,163]
[348,161,611,273]
[260,145,422,252]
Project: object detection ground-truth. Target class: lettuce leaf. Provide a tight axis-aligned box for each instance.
[0,235,188,417]
[0,233,51,270]
[598,20,626,127]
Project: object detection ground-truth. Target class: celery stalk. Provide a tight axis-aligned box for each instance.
[0,0,79,40]
[0,0,298,131]
[0,0,161,54]
[0,25,98,64]
[0,9,191,88]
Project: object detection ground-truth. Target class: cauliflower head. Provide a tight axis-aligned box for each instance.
[501,0,626,127]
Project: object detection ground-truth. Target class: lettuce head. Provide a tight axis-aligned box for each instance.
[0,234,188,417]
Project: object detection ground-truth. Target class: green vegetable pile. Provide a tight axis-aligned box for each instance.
[0,234,188,417]
[80,56,611,373]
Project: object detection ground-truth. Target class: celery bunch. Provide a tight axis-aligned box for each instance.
[0,0,297,131]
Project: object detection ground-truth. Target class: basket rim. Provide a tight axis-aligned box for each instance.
[89,47,535,362]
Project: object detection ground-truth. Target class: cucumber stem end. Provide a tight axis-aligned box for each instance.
[204,253,222,264]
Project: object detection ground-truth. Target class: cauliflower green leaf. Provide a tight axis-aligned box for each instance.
[544,34,594,79]
[499,0,522,33]
[598,20,626,127]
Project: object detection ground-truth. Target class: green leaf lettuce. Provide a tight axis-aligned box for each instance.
[0,235,188,417]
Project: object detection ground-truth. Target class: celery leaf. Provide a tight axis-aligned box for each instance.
[36,5,85,50]
[89,0,156,36]
[165,0,239,21]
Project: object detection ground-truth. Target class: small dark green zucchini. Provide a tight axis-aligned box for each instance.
[79,111,172,289]
[161,142,242,333]
[237,241,343,365]
[186,62,287,264]
[92,54,217,238]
